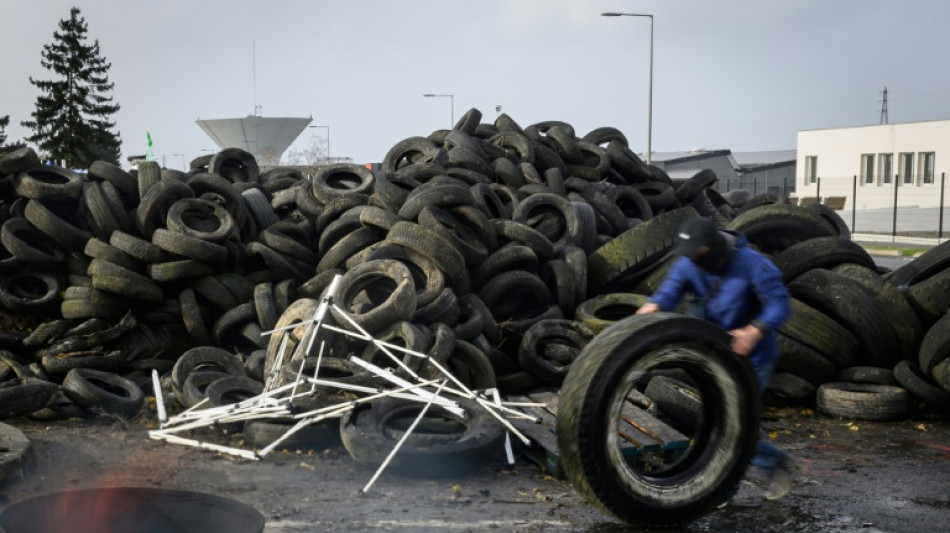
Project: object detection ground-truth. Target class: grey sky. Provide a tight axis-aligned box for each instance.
[3,0,949,169]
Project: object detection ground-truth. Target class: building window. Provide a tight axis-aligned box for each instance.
[920,152,935,184]
[879,153,893,185]
[805,156,817,184]
[899,152,914,185]
[861,154,874,185]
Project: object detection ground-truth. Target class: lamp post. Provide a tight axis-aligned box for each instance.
[602,11,653,165]
[309,125,330,162]
[173,153,185,170]
[423,94,454,128]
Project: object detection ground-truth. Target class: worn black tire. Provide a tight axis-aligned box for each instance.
[147,259,215,282]
[0,378,59,419]
[726,204,836,255]
[0,271,62,313]
[832,263,924,362]
[242,187,279,230]
[806,203,851,239]
[789,269,900,368]
[243,419,340,450]
[775,333,838,386]
[774,237,875,283]
[333,259,417,335]
[893,360,950,411]
[311,163,375,203]
[387,221,469,294]
[1,217,65,270]
[165,197,236,243]
[89,160,137,199]
[13,166,84,201]
[62,368,144,418]
[836,366,897,386]
[171,346,246,397]
[885,240,950,289]
[24,198,91,252]
[209,147,260,183]
[340,396,503,477]
[179,287,213,345]
[587,206,699,294]
[556,313,760,527]
[816,382,909,421]
[151,228,228,264]
[108,230,169,263]
[491,219,555,263]
[906,268,950,324]
[933,358,950,393]
[517,319,592,384]
[205,375,264,407]
[778,298,859,369]
[644,374,703,434]
[512,193,584,248]
[764,373,816,406]
[574,293,651,334]
[919,311,950,374]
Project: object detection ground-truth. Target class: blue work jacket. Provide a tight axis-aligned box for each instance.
[649,232,791,368]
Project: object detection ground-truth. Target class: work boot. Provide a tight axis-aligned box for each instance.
[763,463,794,501]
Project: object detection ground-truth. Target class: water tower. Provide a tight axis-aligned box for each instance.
[195,115,312,161]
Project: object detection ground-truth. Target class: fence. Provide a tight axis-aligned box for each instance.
[790,173,948,242]
[720,175,795,200]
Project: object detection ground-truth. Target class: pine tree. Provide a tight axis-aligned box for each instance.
[21,6,122,167]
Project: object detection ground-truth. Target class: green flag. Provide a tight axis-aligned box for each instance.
[146,131,153,161]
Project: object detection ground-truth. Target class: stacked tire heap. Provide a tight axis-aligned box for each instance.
[0,109,947,447]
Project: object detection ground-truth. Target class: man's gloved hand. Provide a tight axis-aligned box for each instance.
[729,324,763,356]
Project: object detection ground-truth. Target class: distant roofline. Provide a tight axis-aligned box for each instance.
[799,118,950,133]
[649,149,732,164]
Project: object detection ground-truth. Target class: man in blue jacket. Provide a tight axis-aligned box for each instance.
[636,216,793,500]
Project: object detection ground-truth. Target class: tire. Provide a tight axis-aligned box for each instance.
[816,382,909,421]
[806,203,851,239]
[643,374,704,434]
[24,198,91,252]
[512,193,583,248]
[0,271,62,313]
[674,169,718,204]
[209,147,260,183]
[777,298,860,368]
[311,163,375,203]
[205,375,264,407]
[179,287,213,345]
[171,346,246,397]
[334,257,415,328]
[556,313,760,527]
[165,198,236,243]
[386,221,469,294]
[885,240,950,289]
[587,206,699,294]
[919,311,950,374]
[832,264,924,362]
[836,366,896,385]
[135,179,195,239]
[417,205,489,265]
[893,360,950,411]
[147,259,216,282]
[540,259,577,318]
[62,368,144,418]
[13,166,83,201]
[1,217,65,270]
[906,268,950,324]
[150,229,228,264]
[605,185,653,221]
[243,419,340,450]
[574,293,652,334]
[773,237,875,283]
[89,160,138,199]
[470,244,538,289]
[775,333,838,386]
[109,230,170,263]
[726,204,836,255]
[517,319,592,384]
[382,136,440,173]
[242,187,279,230]
[788,269,901,368]
[764,373,816,406]
[491,219,555,263]
[0,378,59,419]
[479,270,551,321]
[339,397,503,477]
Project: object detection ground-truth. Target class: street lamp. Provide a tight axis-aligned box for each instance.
[423,94,454,128]
[602,12,654,165]
[309,125,330,162]
[173,153,185,170]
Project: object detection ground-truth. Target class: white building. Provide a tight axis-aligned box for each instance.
[797,120,950,210]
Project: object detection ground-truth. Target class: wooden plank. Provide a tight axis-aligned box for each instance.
[619,400,690,450]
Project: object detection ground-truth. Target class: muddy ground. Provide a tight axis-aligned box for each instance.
[0,402,948,533]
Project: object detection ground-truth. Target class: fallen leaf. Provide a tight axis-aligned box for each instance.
[768,431,779,439]
[916,423,927,431]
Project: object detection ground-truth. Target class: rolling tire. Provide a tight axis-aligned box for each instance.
[556,313,760,528]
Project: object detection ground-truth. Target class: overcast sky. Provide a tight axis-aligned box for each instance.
[3,1,950,169]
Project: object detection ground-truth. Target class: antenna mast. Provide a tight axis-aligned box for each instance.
[880,86,888,125]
